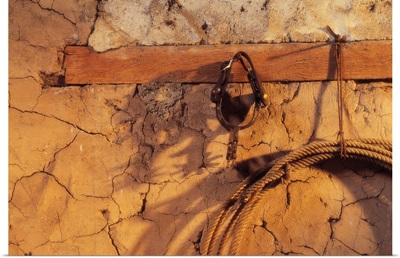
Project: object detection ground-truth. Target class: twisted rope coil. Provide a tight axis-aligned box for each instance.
[202,138,392,255]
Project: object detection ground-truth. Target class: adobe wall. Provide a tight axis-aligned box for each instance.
[9,0,392,255]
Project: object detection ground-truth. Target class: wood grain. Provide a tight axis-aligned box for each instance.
[64,41,392,84]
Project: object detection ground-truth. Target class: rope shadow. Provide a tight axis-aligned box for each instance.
[203,155,391,255]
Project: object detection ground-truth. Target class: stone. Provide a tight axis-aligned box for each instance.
[88,0,392,51]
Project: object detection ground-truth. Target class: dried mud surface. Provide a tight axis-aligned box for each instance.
[9,0,392,255]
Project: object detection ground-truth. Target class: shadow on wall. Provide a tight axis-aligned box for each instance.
[109,76,391,255]
[9,65,389,255]
[208,158,392,255]
[107,79,281,255]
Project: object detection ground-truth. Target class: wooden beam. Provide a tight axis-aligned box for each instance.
[64,41,391,84]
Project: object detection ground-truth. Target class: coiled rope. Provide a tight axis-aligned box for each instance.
[201,138,392,255]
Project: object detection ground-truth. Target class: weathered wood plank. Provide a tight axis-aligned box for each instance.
[64,41,392,84]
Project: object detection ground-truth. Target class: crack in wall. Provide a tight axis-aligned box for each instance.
[9,201,29,219]
[301,244,320,255]
[9,170,77,216]
[88,0,104,40]
[45,132,79,171]
[10,106,111,142]
[336,238,367,255]
[26,221,114,254]
[8,242,31,256]
[191,229,203,254]
[280,111,292,141]
[10,37,48,51]
[30,0,77,26]
[138,183,151,216]
[106,224,120,255]
[284,176,315,208]
[257,219,280,254]
[324,198,344,254]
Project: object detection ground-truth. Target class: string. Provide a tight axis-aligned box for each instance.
[327,26,347,158]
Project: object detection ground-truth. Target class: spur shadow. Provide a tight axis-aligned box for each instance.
[111,63,270,255]
[110,58,390,255]
[113,60,283,254]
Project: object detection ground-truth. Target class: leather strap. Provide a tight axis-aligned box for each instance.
[211,51,268,162]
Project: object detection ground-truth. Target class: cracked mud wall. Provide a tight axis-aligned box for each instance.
[8,0,391,255]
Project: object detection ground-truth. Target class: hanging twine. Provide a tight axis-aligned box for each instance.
[326,25,347,158]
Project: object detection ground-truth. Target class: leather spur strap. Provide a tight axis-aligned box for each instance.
[211,51,268,162]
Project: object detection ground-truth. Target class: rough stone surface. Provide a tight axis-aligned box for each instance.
[9,0,392,255]
[89,0,392,51]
